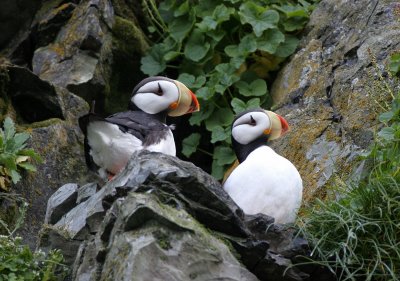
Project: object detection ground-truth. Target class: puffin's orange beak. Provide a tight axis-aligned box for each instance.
[168,81,200,116]
[264,110,290,140]
[277,114,289,135]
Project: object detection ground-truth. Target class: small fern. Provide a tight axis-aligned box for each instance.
[0,117,42,191]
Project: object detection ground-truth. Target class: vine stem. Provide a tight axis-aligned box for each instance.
[197,147,213,157]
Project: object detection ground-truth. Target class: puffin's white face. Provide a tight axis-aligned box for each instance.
[132,80,179,115]
[232,110,289,145]
[232,111,271,145]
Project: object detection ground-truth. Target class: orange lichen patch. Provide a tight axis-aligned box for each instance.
[271,39,323,106]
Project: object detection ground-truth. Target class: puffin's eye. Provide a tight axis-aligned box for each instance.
[250,115,256,126]
[156,83,163,96]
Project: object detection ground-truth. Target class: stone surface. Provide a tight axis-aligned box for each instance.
[41,151,334,281]
[32,0,114,109]
[45,183,78,225]
[0,63,97,248]
[269,0,400,203]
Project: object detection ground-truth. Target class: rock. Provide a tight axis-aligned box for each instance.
[7,65,64,122]
[45,183,78,225]
[0,0,41,49]
[74,192,259,281]
[32,0,114,109]
[0,63,97,248]
[41,151,334,281]
[269,0,400,203]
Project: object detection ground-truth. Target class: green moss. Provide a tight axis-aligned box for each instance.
[19,118,63,130]
[112,16,149,58]
[105,16,149,114]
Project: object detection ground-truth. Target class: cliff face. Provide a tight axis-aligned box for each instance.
[269,0,400,203]
[0,0,398,279]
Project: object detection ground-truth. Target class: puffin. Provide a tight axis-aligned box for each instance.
[78,76,200,180]
[222,108,303,224]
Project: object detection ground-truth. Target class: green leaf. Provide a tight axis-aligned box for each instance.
[3,117,16,141]
[236,79,267,97]
[17,162,37,172]
[184,29,211,62]
[239,34,258,55]
[170,16,194,43]
[211,159,225,180]
[182,133,201,157]
[196,16,218,32]
[389,53,400,75]
[213,4,235,24]
[257,29,285,54]
[196,87,214,100]
[247,97,261,109]
[140,45,166,75]
[206,29,226,42]
[11,133,29,151]
[274,35,299,57]
[213,146,236,165]
[164,51,181,62]
[239,2,279,37]
[211,126,230,143]
[231,98,246,114]
[205,108,234,131]
[189,103,215,126]
[378,127,395,141]
[9,170,21,184]
[0,154,17,171]
[174,0,189,17]
[231,97,261,114]
[379,111,394,123]
[19,149,43,162]
[225,45,240,57]
[282,17,309,32]
[274,4,309,18]
[177,73,206,89]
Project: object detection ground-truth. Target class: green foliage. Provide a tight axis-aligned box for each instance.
[299,70,400,280]
[0,195,67,281]
[141,0,316,178]
[389,53,400,76]
[0,117,42,191]
[0,236,65,281]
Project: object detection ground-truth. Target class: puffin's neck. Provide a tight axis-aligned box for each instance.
[129,104,167,123]
[232,136,269,163]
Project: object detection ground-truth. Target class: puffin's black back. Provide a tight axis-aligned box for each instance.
[78,113,105,171]
[78,110,170,172]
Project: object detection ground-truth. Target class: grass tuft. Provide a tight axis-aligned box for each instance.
[298,56,400,280]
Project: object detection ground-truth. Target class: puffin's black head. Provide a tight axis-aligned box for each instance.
[129,76,200,118]
[231,108,289,162]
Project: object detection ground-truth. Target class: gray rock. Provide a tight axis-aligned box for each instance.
[2,63,97,249]
[40,151,333,281]
[77,182,98,204]
[45,183,78,225]
[74,192,258,281]
[269,0,400,203]
[32,0,114,108]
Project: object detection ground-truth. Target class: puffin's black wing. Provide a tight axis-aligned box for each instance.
[78,113,105,171]
[105,111,170,145]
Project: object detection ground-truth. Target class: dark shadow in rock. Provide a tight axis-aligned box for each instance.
[7,65,64,123]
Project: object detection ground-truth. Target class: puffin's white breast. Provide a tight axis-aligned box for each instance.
[223,146,303,224]
[87,121,176,176]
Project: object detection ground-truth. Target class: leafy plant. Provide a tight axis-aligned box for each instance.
[0,117,42,191]
[389,52,400,76]
[0,194,67,281]
[298,63,400,280]
[141,0,316,178]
